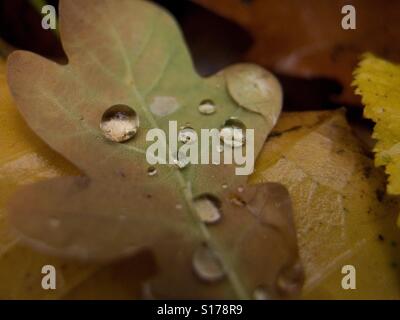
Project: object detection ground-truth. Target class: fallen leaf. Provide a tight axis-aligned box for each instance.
[194,0,400,105]
[353,54,400,227]
[0,58,100,299]
[251,109,400,299]
[6,0,302,299]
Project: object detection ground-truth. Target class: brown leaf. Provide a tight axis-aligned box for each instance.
[194,0,400,105]
[6,0,302,299]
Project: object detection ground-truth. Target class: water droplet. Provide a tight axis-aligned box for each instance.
[100,104,139,142]
[147,166,157,176]
[276,262,304,296]
[193,244,224,282]
[220,118,246,148]
[253,286,271,300]
[171,150,189,169]
[193,194,222,224]
[222,183,228,189]
[198,99,216,115]
[178,127,197,144]
[237,186,244,193]
[49,218,60,228]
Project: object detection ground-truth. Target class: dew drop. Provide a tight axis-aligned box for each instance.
[222,183,228,189]
[198,99,216,115]
[171,150,189,169]
[220,118,246,148]
[193,194,222,224]
[253,286,271,300]
[193,244,225,282]
[100,104,139,142]
[147,166,157,176]
[178,127,197,144]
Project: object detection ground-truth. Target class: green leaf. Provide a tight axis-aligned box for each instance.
[6,0,301,299]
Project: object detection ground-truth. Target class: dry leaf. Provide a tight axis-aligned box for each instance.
[251,109,400,299]
[194,0,400,104]
[5,0,302,299]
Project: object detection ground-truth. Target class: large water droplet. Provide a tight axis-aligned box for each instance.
[220,118,246,148]
[171,150,189,169]
[193,194,221,224]
[193,244,224,282]
[178,127,197,145]
[147,166,157,176]
[198,99,216,115]
[100,105,139,142]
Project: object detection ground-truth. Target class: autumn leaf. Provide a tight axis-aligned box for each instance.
[5,0,302,299]
[194,0,400,105]
[353,54,400,226]
[251,109,400,299]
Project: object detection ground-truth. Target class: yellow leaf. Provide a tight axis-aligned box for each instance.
[353,53,400,198]
[251,109,400,299]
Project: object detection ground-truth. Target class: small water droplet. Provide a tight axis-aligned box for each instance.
[193,194,222,224]
[100,104,139,142]
[193,244,224,282]
[178,127,197,144]
[276,262,304,296]
[49,218,60,228]
[147,166,157,176]
[172,150,189,169]
[198,99,216,115]
[237,186,244,193]
[220,118,246,148]
[222,183,228,189]
[253,286,271,300]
